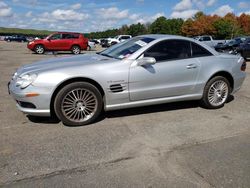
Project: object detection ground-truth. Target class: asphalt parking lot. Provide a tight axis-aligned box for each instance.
[0,41,250,187]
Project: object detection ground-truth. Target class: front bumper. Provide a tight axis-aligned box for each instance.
[8,81,51,116]
[27,42,35,51]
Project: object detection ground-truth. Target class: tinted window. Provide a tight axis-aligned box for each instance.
[121,36,130,39]
[200,36,211,41]
[62,33,79,39]
[144,40,191,62]
[191,42,212,57]
[50,34,61,40]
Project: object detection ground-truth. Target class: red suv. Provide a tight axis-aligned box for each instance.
[27,32,88,55]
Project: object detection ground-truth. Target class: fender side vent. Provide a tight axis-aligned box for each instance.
[109,84,125,93]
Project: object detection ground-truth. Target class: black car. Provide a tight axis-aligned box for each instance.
[214,37,246,52]
[4,35,27,42]
[237,37,250,60]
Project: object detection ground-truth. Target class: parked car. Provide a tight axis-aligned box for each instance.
[194,35,227,47]
[4,35,28,42]
[106,35,132,46]
[8,34,246,126]
[214,37,247,53]
[101,39,110,48]
[237,37,250,60]
[88,40,96,50]
[27,32,88,55]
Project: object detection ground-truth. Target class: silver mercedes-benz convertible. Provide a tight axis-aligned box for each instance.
[8,35,246,126]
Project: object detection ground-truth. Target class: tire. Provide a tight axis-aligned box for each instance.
[35,44,45,54]
[201,76,230,109]
[54,82,103,126]
[71,45,81,55]
[111,41,117,46]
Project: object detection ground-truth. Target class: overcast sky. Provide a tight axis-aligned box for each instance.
[0,0,249,32]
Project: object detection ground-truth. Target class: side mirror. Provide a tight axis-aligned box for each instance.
[47,38,51,41]
[137,57,156,66]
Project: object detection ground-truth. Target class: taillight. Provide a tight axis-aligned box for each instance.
[241,60,246,71]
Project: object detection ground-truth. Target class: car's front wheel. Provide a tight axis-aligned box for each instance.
[201,76,230,109]
[35,44,45,54]
[71,45,81,55]
[54,82,103,126]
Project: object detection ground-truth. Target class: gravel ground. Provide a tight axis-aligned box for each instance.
[0,41,250,187]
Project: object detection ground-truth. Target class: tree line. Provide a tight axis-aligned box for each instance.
[87,12,250,40]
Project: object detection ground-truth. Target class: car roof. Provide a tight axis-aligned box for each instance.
[138,34,197,41]
[55,32,81,34]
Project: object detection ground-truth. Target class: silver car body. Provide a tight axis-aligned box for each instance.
[9,35,246,116]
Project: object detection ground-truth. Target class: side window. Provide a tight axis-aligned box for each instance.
[200,37,211,41]
[50,34,61,40]
[121,36,130,40]
[191,42,212,57]
[62,34,79,39]
[62,34,71,39]
[144,40,191,62]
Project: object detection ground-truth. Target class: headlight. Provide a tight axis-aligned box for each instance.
[16,74,37,89]
[29,41,34,45]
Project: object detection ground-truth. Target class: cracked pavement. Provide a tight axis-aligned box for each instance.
[0,42,250,187]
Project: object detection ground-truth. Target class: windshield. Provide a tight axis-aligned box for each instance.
[99,37,155,60]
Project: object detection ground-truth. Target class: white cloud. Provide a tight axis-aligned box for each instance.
[207,0,216,7]
[51,9,89,21]
[171,9,199,19]
[238,2,249,9]
[0,2,13,17]
[97,7,129,20]
[129,13,140,20]
[173,0,193,11]
[213,5,233,16]
[25,11,32,17]
[238,11,250,16]
[152,12,165,20]
[70,3,81,10]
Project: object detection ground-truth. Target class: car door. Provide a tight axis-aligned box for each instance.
[129,39,201,101]
[61,33,77,50]
[46,33,64,50]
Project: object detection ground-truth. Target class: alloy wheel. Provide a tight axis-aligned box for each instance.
[208,80,229,106]
[61,88,98,122]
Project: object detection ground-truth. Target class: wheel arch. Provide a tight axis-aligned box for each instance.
[50,77,105,117]
[207,71,234,92]
[34,43,45,50]
[71,44,81,49]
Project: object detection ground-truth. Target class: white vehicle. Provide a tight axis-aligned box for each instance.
[107,35,132,46]
[194,35,228,48]
[88,41,96,51]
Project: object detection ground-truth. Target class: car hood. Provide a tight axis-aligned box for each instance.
[17,54,116,75]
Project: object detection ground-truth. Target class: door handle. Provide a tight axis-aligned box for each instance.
[186,64,197,69]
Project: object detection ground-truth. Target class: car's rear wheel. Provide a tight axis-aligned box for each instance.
[71,45,81,55]
[201,76,230,109]
[54,82,103,126]
[35,44,45,54]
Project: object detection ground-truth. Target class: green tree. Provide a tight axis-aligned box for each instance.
[127,23,147,36]
[149,16,167,34]
[213,18,235,39]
